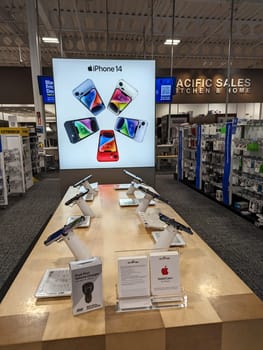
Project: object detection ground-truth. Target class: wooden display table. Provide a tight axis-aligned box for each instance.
[0,184,262,350]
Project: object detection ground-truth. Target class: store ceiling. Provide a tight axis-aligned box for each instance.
[0,0,262,118]
[0,0,263,70]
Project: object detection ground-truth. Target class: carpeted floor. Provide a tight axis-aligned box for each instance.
[0,174,61,301]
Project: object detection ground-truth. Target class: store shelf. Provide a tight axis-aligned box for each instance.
[175,119,263,228]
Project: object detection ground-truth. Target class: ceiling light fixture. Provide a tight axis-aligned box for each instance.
[42,37,59,44]
[164,39,181,46]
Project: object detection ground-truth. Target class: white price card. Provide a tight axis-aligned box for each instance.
[117,255,150,299]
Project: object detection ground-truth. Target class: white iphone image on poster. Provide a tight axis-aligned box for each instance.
[107,79,138,115]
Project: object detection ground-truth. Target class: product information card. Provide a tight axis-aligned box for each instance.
[149,251,181,297]
[70,256,103,315]
[117,255,151,309]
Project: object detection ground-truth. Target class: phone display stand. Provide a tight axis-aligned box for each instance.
[119,196,155,207]
[153,225,182,249]
[66,215,90,228]
[114,183,130,190]
[73,175,98,200]
[152,231,186,247]
[76,197,95,217]
[80,188,94,202]
[81,180,98,196]
[126,181,137,195]
[63,229,93,260]
[136,193,154,213]
[115,249,187,313]
[138,210,166,230]
[66,196,95,228]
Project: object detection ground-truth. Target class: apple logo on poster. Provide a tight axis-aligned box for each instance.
[88,65,93,71]
[161,266,168,275]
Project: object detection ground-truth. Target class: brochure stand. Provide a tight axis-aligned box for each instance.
[115,249,187,312]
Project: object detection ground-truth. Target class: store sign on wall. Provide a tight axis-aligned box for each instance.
[165,69,263,103]
[176,77,252,95]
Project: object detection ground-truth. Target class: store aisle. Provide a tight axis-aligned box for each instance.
[0,173,61,301]
[155,174,263,301]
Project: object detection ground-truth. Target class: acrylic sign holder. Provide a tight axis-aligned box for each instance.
[115,249,187,312]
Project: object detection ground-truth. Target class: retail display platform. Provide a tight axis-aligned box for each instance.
[0,184,262,350]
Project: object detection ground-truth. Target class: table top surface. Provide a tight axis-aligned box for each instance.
[0,184,262,349]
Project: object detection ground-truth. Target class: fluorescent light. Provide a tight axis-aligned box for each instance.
[164,39,181,45]
[42,37,59,44]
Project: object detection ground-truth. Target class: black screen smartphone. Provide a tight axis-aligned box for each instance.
[64,117,99,144]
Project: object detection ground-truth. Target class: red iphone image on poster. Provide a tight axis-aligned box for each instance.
[97,130,119,162]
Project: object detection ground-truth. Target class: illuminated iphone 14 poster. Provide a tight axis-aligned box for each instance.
[114,117,148,143]
[52,58,155,169]
[107,79,138,115]
[64,117,99,144]
[72,78,105,115]
[97,130,119,162]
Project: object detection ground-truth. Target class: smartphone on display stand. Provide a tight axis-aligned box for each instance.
[64,117,99,144]
[72,79,105,115]
[97,130,119,162]
[114,117,148,142]
[107,79,138,115]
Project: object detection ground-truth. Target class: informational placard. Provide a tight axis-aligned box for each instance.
[117,255,150,299]
[150,251,181,296]
[117,255,151,310]
[52,59,155,169]
[156,77,176,103]
[37,76,55,104]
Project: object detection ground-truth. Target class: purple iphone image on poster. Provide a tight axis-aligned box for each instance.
[114,117,148,142]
